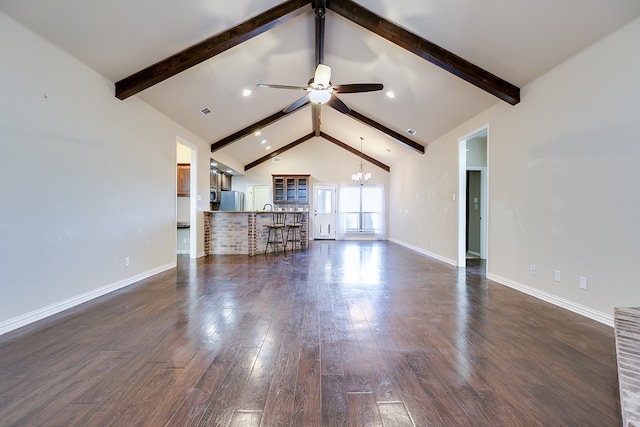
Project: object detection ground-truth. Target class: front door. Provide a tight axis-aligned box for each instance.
[313,184,336,239]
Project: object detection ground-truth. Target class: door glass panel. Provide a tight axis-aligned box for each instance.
[316,189,333,214]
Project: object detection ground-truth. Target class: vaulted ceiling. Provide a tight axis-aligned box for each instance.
[2,0,640,174]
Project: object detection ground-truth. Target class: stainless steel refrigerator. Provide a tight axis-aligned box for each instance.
[219,191,245,211]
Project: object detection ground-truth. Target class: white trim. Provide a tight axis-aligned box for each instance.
[388,238,458,267]
[457,124,490,269]
[457,139,467,267]
[487,273,613,327]
[0,262,176,336]
[176,136,198,259]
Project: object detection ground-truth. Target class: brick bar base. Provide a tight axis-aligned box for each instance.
[206,211,309,256]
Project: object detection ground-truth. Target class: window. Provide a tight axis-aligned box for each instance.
[337,185,385,240]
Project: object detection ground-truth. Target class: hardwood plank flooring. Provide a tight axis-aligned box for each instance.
[0,241,620,426]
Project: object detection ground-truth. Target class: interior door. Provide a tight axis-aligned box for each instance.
[314,184,336,239]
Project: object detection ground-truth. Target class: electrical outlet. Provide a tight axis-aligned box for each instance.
[579,276,588,290]
[554,270,562,282]
[530,264,536,275]
[125,257,130,267]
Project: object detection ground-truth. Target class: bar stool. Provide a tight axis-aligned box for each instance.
[264,211,287,253]
[286,211,305,251]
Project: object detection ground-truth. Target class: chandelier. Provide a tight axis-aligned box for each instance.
[351,137,371,185]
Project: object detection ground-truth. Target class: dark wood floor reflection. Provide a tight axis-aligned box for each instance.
[0,241,620,426]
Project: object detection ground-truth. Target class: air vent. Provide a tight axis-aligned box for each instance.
[271,157,282,163]
[200,107,213,117]
[407,128,417,135]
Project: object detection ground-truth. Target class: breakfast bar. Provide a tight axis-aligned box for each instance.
[204,210,309,255]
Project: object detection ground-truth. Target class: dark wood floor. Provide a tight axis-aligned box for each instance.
[0,241,620,426]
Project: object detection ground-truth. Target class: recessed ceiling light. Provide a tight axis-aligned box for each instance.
[243,89,252,97]
[261,139,267,144]
[407,128,417,135]
[200,107,213,116]
[226,169,233,174]
[266,146,271,150]
[386,91,395,98]
[254,131,261,136]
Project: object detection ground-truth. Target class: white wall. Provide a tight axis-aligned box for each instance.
[0,12,211,333]
[466,136,487,167]
[390,16,640,323]
[388,134,460,264]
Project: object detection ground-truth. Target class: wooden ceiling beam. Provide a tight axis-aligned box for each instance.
[341,108,425,154]
[243,131,390,172]
[211,104,309,152]
[320,132,390,172]
[115,0,312,100]
[327,0,520,105]
[245,132,315,171]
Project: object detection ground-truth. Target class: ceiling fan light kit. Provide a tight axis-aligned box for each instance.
[308,89,331,104]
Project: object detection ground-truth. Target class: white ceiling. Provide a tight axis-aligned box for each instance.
[3,0,640,173]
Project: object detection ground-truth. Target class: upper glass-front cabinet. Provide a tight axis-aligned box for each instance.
[273,175,309,204]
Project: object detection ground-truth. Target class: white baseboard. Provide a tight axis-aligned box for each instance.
[387,239,612,326]
[487,273,613,327]
[388,238,458,267]
[0,262,176,336]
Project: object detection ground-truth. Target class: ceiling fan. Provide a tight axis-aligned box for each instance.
[255,1,384,136]
[257,63,384,114]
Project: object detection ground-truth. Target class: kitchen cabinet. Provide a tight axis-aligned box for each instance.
[273,175,309,204]
[177,163,190,196]
[220,173,232,191]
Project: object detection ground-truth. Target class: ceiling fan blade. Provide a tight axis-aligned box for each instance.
[283,96,311,113]
[327,94,350,114]
[314,64,331,88]
[333,83,384,94]
[256,84,309,91]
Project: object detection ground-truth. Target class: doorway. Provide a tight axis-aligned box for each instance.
[176,138,197,258]
[457,126,488,268]
[245,184,270,211]
[313,184,337,239]
[466,169,485,258]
